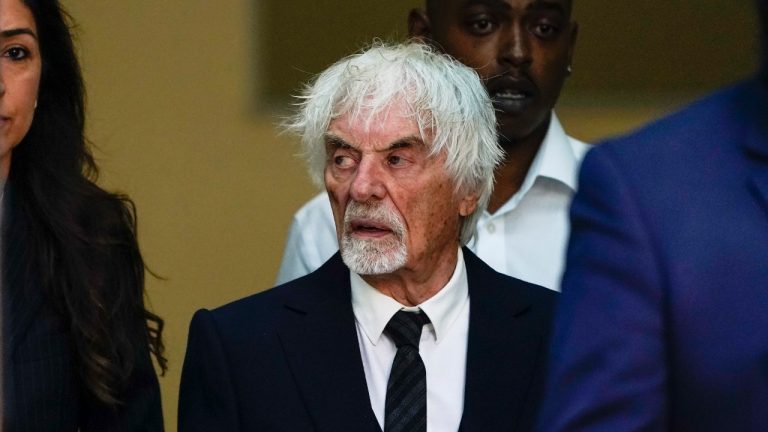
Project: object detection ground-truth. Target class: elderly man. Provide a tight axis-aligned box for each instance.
[179,42,556,432]
[276,0,586,292]
[538,1,768,431]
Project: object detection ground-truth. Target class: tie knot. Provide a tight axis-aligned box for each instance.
[384,310,430,349]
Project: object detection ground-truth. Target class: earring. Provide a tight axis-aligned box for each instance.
[567,65,573,74]
[34,100,38,109]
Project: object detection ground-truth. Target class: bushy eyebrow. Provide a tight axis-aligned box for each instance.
[0,28,38,40]
[388,136,425,151]
[324,134,350,150]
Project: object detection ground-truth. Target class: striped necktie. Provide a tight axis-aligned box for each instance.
[383,310,430,432]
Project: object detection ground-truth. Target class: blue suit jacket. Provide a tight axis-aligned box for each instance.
[179,249,557,431]
[2,185,164,432]
[538,79,768,431]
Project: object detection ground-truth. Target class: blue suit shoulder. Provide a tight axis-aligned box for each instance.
[578,79,767,197]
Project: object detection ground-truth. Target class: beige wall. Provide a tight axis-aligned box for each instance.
[65,1,317,429]
[63,0,759,429]
[260,0,758,101]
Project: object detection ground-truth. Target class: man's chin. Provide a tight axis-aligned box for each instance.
[496,110,551,146]
[340,237,407,275]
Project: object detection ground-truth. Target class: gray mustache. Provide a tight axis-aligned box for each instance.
[343,201,406,239]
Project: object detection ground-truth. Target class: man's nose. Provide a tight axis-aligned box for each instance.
[349,158,386,202]
[498,23,533,68]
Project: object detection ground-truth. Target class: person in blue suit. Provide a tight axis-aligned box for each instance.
[538,1,768,430]
[179,42,557,432]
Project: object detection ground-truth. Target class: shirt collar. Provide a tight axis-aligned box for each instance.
[485,112,581,217]
[351,248,469,346]
[536,112,581,191]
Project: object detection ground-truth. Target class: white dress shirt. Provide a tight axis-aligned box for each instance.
[351,248,469,432]
[471,115,589,289]
[275,113,589,290]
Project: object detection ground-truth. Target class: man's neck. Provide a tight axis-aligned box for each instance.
[361,246,460,307]
[487,123,549,214]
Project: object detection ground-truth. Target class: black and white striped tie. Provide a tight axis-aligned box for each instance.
[383,310,430,432]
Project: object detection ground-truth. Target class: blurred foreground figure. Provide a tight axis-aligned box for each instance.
[539,1,768,431]
[179,42,557,432]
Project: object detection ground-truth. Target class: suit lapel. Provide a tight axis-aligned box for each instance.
[277,255,380,432]
[459,250,547,432]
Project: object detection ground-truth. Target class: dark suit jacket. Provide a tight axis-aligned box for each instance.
[179,248,557,431]
[2,185,164,431]
[538,79,768,431]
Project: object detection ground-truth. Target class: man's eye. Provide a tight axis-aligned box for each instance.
[467,17,495,35]
[387,155,403,166]
[334,155,354,168]
[531,23,560,39]
[4,47,29,61]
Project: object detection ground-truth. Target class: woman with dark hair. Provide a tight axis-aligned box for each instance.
[1,0,166,430]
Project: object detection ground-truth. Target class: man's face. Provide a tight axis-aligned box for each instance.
[324,101,476,278]
[411,0,577,146]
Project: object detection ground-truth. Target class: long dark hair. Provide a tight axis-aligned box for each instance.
[14,0,167,405]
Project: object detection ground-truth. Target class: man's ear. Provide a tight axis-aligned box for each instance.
[566,21,579,72]
[408,8,432,40]
[458,194,479,217]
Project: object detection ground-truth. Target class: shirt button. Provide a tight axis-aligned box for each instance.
[487,223,496,234]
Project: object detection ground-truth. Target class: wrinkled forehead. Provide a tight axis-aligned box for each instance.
[330,94,436,147]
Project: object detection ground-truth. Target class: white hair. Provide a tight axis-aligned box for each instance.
[284,41,502,244]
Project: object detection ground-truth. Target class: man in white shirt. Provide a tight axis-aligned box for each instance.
[277,0,587,290]
[179,42,557,432]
